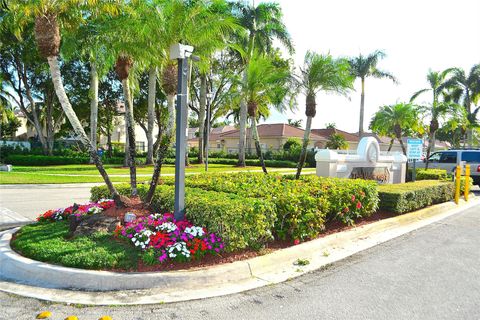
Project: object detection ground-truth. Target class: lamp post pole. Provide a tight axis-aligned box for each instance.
[170,43,194,221]
[205,92,212,172]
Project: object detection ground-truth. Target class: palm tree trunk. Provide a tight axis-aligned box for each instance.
[358,77,365,138]
[295,115,312,179]
[198,74,207,164]
[46,56,120,204]
[145,109,175,205]
[238,71,248,167]
[46,100,54,155]
[89,62,99,164]
[397,136,407,156]
[251,117,267,174]
[425,131,435,170]
[146,66,157,165]
[121,78,137,196]
[387,138,394,152]
[167,94,175,141]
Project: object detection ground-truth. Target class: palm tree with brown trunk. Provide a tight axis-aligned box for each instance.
[242,53,293,174]
[410,69,455,168]
[5,0,122,205]
[370,103,423,156]
[294,51,353,179]
[231,1,293,167]
[349,50,397,138]
[115,54,138,196]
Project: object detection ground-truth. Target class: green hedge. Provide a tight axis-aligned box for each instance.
[206,158,299,168]
[158,172,377,238]
[91,173,379,245]
[3,154,145,166]
[377,180,454,214]
[414,168,448,180]
[91,184,277,251]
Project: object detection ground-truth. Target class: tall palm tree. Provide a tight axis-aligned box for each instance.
[294,51,353,179]
[242,53,293,173]
[231,1,293,167]
[349,50,397,138]
[370,103,422,156]
[145,0,237,204]
[410,69,454,167]
[4,0,122,203]
[442,64,480,147]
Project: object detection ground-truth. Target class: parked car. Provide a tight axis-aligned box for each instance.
[424,149,480,185]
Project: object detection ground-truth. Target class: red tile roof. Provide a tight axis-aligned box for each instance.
[311,129,360,142]
[220,123,326,141]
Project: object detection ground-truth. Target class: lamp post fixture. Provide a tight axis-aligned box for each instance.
[205,92,213,172]
[170,43,195,221]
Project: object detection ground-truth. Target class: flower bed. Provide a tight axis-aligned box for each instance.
[13,200,226,268]
[117,213,224,264]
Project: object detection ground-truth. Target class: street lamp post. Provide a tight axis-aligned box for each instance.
[170,43,194,221]
[205,92,213,172]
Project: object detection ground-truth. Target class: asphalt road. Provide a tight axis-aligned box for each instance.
[0,184,95,222]
[0,204,479,320]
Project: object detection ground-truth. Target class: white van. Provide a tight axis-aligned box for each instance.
[425,150,480,185]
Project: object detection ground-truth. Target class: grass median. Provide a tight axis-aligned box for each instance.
[0,164,316,184]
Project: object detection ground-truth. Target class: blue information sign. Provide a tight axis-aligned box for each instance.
[407,139,423,160]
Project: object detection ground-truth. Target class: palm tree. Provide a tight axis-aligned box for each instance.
[349,50,397,138]
[442,64,480,147]
[325,133,349,150]
[231,1,293,167]
[294,51,353,179]
[370,103,422,156]
[4,0,122,203]
[242,53,293,173]
[410,69,454,167]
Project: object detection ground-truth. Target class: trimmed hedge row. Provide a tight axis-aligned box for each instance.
[3,154,300,168]
[91,184,276,251]
[93,173,379,244]
[414,168,448,180]
[377,180,454,214]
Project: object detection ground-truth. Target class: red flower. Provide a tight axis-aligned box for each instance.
[356,201,362,209]
[351,195,356,202]
[294,239,300,245]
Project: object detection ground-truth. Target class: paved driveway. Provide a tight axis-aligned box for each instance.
[0,184,95,222]
[1,204,479,319]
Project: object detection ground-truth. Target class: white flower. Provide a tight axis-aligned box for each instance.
[184,226,205,237]
[157,222,177,233]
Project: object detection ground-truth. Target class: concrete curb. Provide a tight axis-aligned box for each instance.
[0,198,478,305]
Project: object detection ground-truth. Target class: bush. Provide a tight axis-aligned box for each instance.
[91,184,277,251]
[413,168,448,180]
[4,154,147,166]
[377,180,454,214]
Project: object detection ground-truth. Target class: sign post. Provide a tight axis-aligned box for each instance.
[407,139,423,182]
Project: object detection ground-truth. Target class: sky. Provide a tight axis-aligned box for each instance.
[262,0,480,133]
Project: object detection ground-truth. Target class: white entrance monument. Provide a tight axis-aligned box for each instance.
[315,137,407,184]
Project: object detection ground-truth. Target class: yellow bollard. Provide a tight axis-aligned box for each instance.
[465,165,470,201]
[455,165,461,204]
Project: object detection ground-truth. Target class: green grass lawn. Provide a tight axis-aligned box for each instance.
[0,164,316,184]
[11,221,139,270]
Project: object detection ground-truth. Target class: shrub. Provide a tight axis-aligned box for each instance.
[413,168,448,180]
[377,180,454,214]
[4,154,146,166]
[283,137,302,151]
[91,184,277,251]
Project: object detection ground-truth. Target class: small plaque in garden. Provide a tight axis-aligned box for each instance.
[124,212,136,223]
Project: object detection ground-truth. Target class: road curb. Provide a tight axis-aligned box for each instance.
[0,198,478,305]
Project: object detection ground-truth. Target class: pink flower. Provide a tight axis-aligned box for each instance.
[351,195,356,202]
[294,239,300,245]
[343,207,349,213]
[356,201,362,209]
